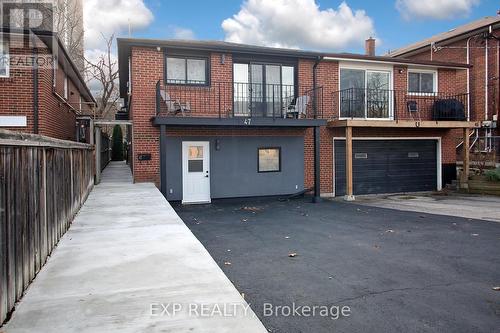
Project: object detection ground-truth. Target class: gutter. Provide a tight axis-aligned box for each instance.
[322,56,470,70]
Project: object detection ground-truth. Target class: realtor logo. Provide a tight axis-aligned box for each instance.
[1,0,54,32]
[0,1,56,70]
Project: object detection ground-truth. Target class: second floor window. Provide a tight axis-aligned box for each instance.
[64,75,69,99]
[166,56,207,85]
[408,71,435,94]
[0,39,9,77]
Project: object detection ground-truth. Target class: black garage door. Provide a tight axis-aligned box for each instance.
[335,139,438,196]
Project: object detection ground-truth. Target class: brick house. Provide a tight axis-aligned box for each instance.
[0,29,95,142]
[388,16,500,140]
[117,38,477,203]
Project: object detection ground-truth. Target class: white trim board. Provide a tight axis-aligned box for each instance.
[0,116,27,127]
[332,137,442,197]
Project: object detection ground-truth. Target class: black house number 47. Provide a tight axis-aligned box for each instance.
[244,118,252,125]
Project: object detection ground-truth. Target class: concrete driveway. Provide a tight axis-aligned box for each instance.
[354,193,500,223]
[175,197,500,333]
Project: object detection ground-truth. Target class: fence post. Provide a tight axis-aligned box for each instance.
[95,127,102,185]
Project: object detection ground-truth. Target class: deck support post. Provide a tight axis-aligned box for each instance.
[460,127,470,190]
[312,126,321,203]
[344,126,355,201]
[160,125,168,197]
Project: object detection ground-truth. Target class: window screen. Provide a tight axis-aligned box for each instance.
[408,72,434,93]
[0,39,8,77]
[166,57,207,85]
[258,148,281,172]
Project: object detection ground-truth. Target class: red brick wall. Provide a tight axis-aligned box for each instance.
[0,46,35,132]
[38,64,77,141]
[0,43,89,141]
[130,46,163,184]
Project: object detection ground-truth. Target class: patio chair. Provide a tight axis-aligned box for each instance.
[159,90,191,116]
[286,95,309,119]
[407,100,421,122]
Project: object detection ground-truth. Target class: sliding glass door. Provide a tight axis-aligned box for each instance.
[233,63,295,117]
[366,71,391,118]
[340,68,392,119]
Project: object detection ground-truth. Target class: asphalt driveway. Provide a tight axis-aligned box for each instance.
[174,197,500,333]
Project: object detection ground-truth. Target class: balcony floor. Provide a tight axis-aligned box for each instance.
[327,119,480,128]
[154,116,326,127]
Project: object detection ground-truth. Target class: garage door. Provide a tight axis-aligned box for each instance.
[335,139,438,196]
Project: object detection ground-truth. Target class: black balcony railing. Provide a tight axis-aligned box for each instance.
[333,88,469,121]
[156,80,323,119]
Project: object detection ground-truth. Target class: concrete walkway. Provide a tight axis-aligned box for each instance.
[355,192,500,223]
[4,161,266,333]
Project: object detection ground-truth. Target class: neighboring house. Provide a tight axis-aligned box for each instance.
[387,16,500,138]
[53,0,85,73]
[0,29,95,141]
[117,38,477,203]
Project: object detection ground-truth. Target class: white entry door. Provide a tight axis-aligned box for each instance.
[182,141,211,204]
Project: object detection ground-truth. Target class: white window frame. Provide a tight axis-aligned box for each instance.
[79,95,82,111]
[0,38,10,78]
[53,56,58,88]
[64,75,68,99]
[127,56,132,95]
[338,61,394,120]
[407,68,438,96]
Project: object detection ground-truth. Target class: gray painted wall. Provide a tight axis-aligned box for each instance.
[165,136,304,201]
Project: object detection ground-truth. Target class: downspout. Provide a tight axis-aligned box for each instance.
[312,56,322,203]
[485,33,489,121]
[466,36,474,121]
[497,39,499,121]
[32,35,39,134]
[312,56,322,118]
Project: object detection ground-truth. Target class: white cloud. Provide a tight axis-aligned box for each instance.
[396,0,480,20]
[172,27,196,40]
[221,0,375,51]
[83,0,154,50]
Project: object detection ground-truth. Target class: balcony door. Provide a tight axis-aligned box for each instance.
[340,68,392,119]
[233,63,294,117]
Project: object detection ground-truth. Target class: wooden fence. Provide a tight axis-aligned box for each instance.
[0,130,94,324]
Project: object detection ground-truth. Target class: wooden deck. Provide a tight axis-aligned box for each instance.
[327,119,480,128]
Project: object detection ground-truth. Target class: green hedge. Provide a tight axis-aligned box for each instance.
[485,167,500,182]
[112,125,124,161]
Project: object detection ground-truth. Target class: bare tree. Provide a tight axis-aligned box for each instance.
[84,34,119,118]
[37,0,85,71]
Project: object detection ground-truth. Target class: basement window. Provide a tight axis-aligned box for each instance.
[0,38,9,78]
[258,147,281,173]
